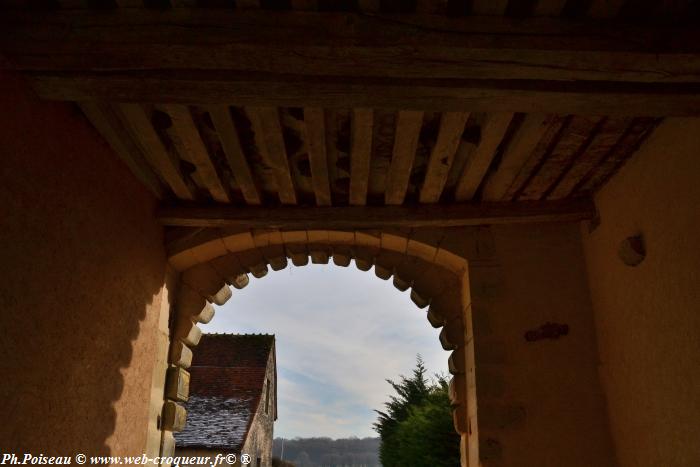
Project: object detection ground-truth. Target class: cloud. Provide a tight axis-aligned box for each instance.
[202,263,450,438]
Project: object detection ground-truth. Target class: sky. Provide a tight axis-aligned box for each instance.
[201,263,450,439]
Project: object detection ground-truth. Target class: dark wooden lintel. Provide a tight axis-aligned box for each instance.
[3,10,700,115]
[156,198,597,229]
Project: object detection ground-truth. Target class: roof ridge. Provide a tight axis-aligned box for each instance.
[202,332,275,337]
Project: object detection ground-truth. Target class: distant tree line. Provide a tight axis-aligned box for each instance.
[272,437,381,467]
[374,357,461,467]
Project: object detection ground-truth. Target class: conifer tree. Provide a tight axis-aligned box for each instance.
[374,357,460,467]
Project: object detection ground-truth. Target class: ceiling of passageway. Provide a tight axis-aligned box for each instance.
[3,0,696,231]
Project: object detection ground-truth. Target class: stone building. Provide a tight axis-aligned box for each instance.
[2,3,700,467]
[175,334,277,467]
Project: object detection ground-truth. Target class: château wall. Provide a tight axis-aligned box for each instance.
[0,70,170,458]
[581,117,700,467]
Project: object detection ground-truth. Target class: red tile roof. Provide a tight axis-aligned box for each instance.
[175,333,276,450]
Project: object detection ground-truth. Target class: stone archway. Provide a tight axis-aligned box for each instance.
[157,227,480,467]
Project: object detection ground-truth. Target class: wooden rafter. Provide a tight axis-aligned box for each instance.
[79,101,166,199]
[26,74,700,116]
[349,108,373,206]
[247,106,297,205]
[303,107,332,206]
[118,103,195,200]
[504,116,568,200]
[162,104,230,203]
[207,105,261,205]
[156,198,597,229]
[481,114,550,201]
[577,117,660,193]
[385,110,423,205]
[454,112,513,201]
[420,111,470,203]
[547,116,631,199]
[518,115,603,200]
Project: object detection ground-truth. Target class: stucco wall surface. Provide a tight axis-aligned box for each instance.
[0,71,168,457]
[472,223,616,467]
[581,118,700,467]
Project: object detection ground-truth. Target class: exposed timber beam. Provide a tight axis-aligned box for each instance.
[156,198,596,229]
[385,111,424,205]
[349,108,373,206]
[18,73,700,117]
[2,10,700,115]
[4,10,699,81]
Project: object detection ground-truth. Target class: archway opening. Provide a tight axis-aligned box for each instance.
[163,229,477,467]
[203,264,453,465]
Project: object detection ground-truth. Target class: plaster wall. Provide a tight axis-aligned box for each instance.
[471,223,616,466]
[581,118,700,467]
[0,71,169,457]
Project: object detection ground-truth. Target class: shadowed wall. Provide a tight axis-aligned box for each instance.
[582,118,700,467]
[0,71,169,457]
[471,223,617,467]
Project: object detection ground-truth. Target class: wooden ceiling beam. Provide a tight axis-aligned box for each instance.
[4,10,700,116]
[303,107,332,206]
[208,105,262,205]
[22,73,700,117]
[79,101,167,199]
[420,111,470,203]
[454,112,514,201]
[3,10,700,81]
[118,103,195,200]
[247,106,298,205]
[155,198,597,229]
[385,110,424,205]
[162,104,231,203]
[481,114,550,201]
[518,115,603,200]
[547,116,632,199]
[349,108,373,206]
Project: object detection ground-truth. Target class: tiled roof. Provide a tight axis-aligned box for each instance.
[175,334,275,450]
